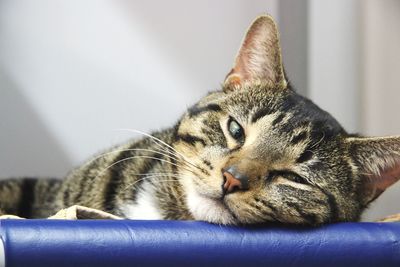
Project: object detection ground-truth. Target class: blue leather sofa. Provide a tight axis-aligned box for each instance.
[0,220,399,267]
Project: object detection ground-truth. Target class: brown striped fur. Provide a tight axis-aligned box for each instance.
[1,15,399,225]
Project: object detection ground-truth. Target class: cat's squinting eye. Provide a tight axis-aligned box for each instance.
[268,170,308,185]
[228,117,245,143]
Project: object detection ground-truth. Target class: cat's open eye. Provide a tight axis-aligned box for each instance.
[268,170,308,185]
[228,117,245,143]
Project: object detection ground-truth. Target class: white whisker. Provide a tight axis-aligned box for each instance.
[85,148,183,168]
[93,155,195,185]
[114,128,200,170]
[121,175,181,193]
[310,132,325,149]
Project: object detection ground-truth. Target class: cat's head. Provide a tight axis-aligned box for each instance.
[174,15,400,225]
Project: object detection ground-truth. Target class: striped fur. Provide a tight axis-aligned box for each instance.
[1,15,399,225]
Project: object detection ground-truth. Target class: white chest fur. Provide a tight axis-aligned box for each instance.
[120,181,163,220]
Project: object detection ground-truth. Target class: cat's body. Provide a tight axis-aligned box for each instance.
[1,15,400,225]
[0,129,191,220]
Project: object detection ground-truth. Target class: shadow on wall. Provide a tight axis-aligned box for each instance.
[118,0,276,95]
[0,70,73,178]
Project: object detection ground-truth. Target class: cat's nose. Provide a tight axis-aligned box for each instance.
[222,166,249,195]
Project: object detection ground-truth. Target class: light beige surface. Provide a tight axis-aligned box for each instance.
[0,205,122,220]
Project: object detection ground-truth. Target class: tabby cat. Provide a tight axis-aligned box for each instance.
[1,15,399,225]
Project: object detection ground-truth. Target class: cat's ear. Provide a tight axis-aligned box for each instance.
[223,15,287,91]
[346,136,400,206]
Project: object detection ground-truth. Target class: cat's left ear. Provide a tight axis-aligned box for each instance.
[346,136,400,206]
[223,15,287,91]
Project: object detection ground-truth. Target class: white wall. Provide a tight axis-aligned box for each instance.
[279,0,308,96]
[308,0,361,134]
[362,0,400,136]
[360,0,400,221]
[0,0,277,177]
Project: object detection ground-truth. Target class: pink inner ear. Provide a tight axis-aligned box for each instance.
[374,163,400,191]
[228,31,265,86]
[364,163,400,204]
[224,16,286,89]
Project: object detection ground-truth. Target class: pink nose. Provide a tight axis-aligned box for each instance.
[222,167,249,194]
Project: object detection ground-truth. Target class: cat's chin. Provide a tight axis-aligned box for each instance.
[186,188,238,225]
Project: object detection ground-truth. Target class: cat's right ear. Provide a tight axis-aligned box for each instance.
[223,15,287,92]
[346,136,400,206]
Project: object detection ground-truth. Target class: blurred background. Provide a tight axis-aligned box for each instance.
[0,0,399,221]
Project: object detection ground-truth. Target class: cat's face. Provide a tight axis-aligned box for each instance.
[174,15,400,225]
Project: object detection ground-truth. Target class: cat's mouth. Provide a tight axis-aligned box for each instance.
[200,193,239,224]
[186,184,238,225]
